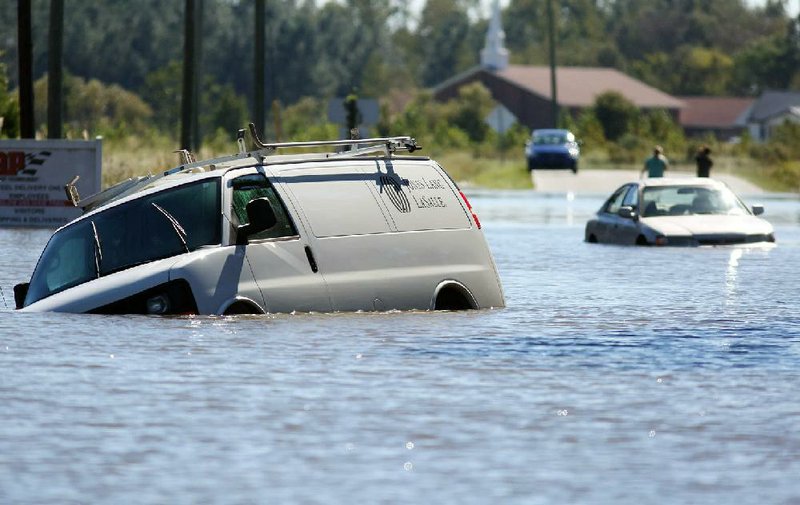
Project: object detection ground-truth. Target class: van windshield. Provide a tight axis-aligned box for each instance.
[25,179,220,306]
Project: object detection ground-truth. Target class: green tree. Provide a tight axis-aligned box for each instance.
[142,61,248,141]
[504,0,547,63]
[676,46,733,95]
[575,109,606,149]
[416,0,473,86]
[202,82,248,142]
[767,119,800,159]
[34,73,153,138]
[638,109,686,155]
[609,0,783,62]
[632,46,732,95]
[593,91,638,142]
[445,82,494,143]
[141,61,183,135]
[731,16,800,94]
[0,57,20,138]
[281,97,337,141]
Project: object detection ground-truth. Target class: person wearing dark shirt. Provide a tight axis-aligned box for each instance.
[696,146,713,178]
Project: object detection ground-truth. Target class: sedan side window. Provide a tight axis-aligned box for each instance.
[622,185,638,208]
[604,186,629,214]
[231,174,297,240]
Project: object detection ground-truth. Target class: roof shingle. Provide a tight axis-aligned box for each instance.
[677,96,754,127]
[496,65,684,109]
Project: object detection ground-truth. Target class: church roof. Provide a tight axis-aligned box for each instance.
[494,65,684,109]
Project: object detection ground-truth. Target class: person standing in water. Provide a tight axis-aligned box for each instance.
[695,146,713,177]
[642,145,668,178]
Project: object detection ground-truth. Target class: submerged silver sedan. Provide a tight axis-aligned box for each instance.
[585,178,775,246]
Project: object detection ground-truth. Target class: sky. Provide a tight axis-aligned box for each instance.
[402,0,800,19]
[747,0,799,15]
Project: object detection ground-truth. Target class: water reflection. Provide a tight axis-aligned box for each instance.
[725,247,743,305]
[566,191,575,226]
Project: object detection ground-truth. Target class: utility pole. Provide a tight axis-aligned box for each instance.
[18,0,34,138]
[47,0,63,139]
[181,0,197,150]
[546,0,558,128]
[192,0,203,150]
[254,0,265,136]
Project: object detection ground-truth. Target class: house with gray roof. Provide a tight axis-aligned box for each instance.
[744,90,800,141]
[433,0,683,131]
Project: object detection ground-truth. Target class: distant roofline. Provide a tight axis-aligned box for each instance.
[431,64,683,109]
[431,65,483,95]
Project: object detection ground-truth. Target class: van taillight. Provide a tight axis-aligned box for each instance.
[459,191,481,229]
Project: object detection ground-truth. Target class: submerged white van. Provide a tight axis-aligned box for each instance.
[14,126,505,315]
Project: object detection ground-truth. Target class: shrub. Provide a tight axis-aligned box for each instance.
[593,91,638,142]
[34,74,153,138]
[1,57,20,138]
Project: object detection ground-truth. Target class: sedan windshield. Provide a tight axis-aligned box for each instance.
[641,185,750,217]
[533,131,573,145]
[24,179,220,306]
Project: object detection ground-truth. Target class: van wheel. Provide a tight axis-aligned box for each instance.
[224,301,263,315]
[636,235,649,246]
[435,284,476,311]
[587,234,598,243]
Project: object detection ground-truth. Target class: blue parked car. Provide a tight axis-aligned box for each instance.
[525,128,580,173]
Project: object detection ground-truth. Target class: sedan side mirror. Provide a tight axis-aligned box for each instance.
[751,204,765,216]
[618,206,638,220]
[13,282,29,309]
[236,197,277,245]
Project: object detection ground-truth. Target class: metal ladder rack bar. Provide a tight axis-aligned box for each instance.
[71,124,422,214]
[247,123,420,153]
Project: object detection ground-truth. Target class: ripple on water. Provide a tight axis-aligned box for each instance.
[1,193,800,504]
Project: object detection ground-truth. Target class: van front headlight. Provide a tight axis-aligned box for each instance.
[146,294,170,314]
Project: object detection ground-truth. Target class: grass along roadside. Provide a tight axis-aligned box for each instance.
[101,139,798,193]
[101,137,535,191]
[573,149,800,193]
[101,135,231,189]
[419,151,533,189]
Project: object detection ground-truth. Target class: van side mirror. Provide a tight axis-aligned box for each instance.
[236,197,277,245]
[13,282,29,309]
[751,204,765,216]
[618,206,638,220]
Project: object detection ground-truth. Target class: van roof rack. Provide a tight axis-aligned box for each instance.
[68,123,422,214]
[246,123,421,157]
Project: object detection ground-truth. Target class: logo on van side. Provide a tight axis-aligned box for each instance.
[379,175,411,213]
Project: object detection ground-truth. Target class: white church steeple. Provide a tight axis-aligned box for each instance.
[480,0,509,71]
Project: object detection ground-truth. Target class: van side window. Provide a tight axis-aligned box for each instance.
[25,180,221,305]
[96,179,221,275]
[231,174,297,240]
